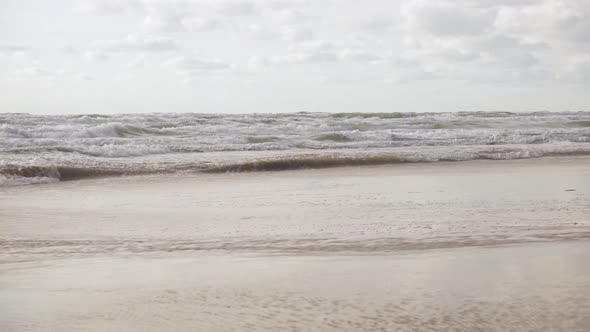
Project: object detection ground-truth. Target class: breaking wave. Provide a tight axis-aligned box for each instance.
[0,166,133,186]
[203,149,590,173]
[2,146,589,186]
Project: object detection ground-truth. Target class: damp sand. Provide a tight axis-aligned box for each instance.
[1,157,589,331]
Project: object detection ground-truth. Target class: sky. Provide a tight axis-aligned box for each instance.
[1,0,589,114]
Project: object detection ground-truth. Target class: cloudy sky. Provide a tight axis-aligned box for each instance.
[1,0,589,114]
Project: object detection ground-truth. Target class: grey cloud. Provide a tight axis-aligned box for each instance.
[466,34,546,68]
[60,44,78,54]
[494,1,590,48]
[392,0,574,83]
[404,1,494,36]
[359,16,396,34]
[216,1,257,16]
[471,34,546,52]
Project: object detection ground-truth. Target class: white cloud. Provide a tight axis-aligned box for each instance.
[142,13,184,33]
[127,54,150,67]
[274,9,313,25]
[76,0,144,14]
[0,45,30,56]
[164,55,232,73]
[246,24,280,39]
[340,49,383,63]
[15,66,65,80]
[280,25,314,42]
[275,40,340,64]
[93,34,182,53]
[181,17,221,32]
[247,55,271,69]
[84,50,110,62]
[76,74,95,81]
[3,0,590,113]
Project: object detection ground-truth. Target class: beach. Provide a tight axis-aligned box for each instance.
[1,157,589,331]
[4,0,590,329]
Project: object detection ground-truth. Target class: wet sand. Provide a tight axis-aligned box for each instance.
[2,241,590,331]
[1,157,590,331]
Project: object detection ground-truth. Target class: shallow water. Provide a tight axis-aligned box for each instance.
[2,158,588,261]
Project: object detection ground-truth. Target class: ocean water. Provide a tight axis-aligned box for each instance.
[1,111,589,186]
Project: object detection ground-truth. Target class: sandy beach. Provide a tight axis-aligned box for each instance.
[4,0,590,329]
[1,157,589,331]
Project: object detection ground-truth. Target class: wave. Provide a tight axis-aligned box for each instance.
[0,123,169,139]
[2,111,590,187]
[313,133,352,142]
[331,112,427,119]
[245,136,281,144]
[0,166,61,186]
[202,155,405,172]
[182,148,590,173]
[0,166,129,185]
[72,123,150,138]
[2,148,590,186]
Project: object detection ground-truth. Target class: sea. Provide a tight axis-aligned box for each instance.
[1,111,589,186]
